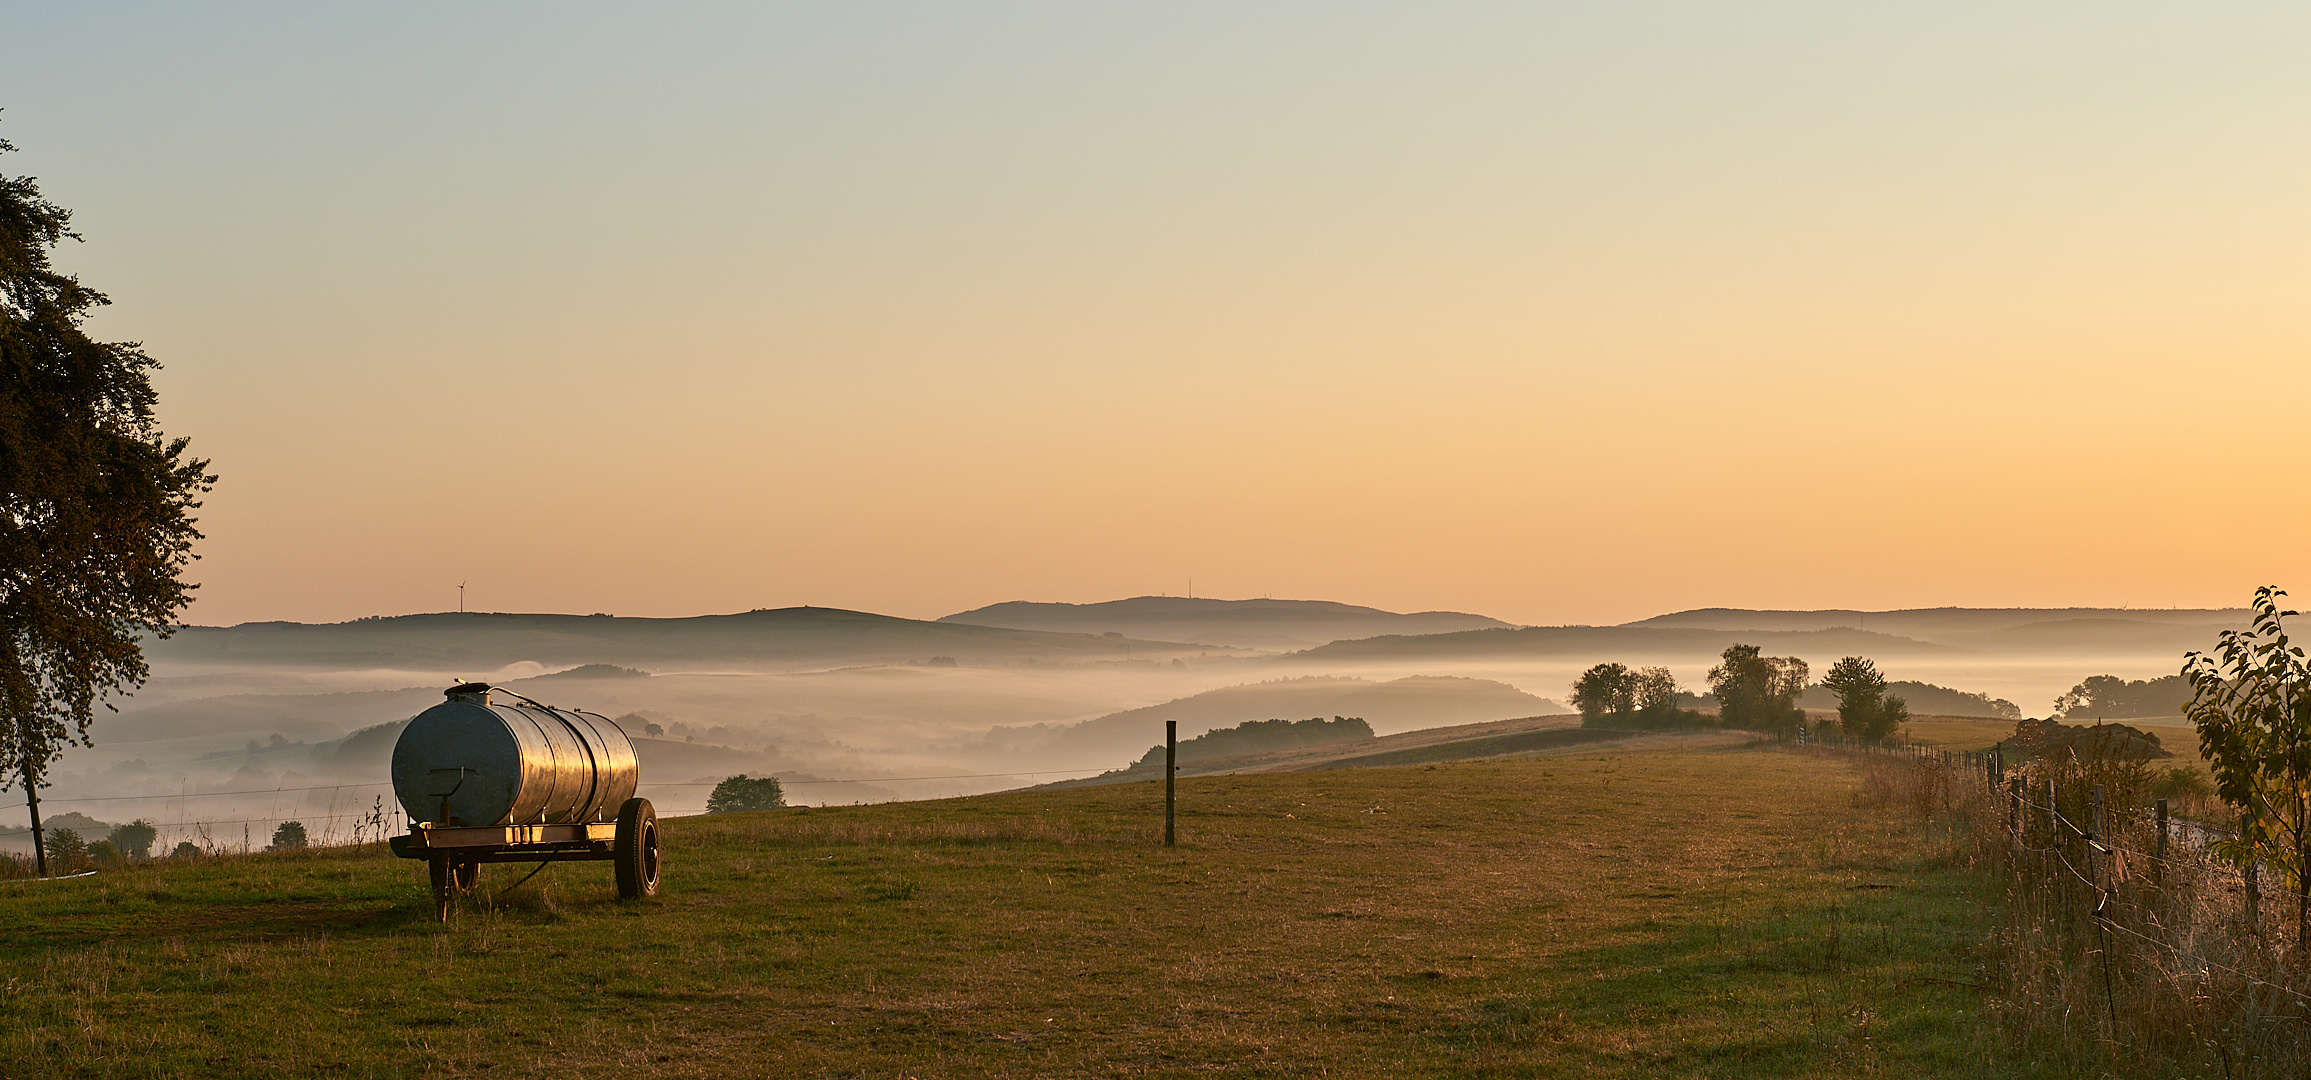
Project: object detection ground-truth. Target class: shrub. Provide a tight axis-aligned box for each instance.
[45,827,88,871]
[268,821,308,850]
[2008,716,2169,762]
[170,841,201,859]
[2184,586,2311,911]
[1133,716,1376,767]
[2151,764,2215,802]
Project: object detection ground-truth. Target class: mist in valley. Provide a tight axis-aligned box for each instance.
[2,598,2243,858]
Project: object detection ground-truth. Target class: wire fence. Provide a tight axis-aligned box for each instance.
[0,765,1108,870]
[1792,735,2311,1077]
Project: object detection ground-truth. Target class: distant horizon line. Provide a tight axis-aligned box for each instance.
[160,596,2258,632]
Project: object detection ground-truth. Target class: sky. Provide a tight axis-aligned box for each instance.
[3,3,2305,628]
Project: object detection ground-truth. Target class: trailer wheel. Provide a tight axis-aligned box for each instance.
[429,856,451,921]
[427,855,477,921]
[429,855,479,913]
[614,797,660,899]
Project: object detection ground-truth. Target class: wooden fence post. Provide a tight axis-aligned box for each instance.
[2154,798,2168,887]
[2008,776,2022,842]
[2090,784,2106,892]
[2046,778,2059,843]
[1165,720,1177,847]
[2283,795,2301,957]
[2243,811,2259,931]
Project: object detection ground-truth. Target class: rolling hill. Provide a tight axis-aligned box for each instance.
[1625,607,2246,652]
[939,596,1511,650]
[1016,674,1564,763]
[1287,624,1953,664]
[142,607,1240,673]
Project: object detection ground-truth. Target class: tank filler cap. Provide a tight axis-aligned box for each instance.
[445,682,493,704]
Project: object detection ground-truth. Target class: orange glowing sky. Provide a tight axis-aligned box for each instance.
[5,4,2305,627]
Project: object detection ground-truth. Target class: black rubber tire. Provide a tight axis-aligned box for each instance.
[614,797,660,899]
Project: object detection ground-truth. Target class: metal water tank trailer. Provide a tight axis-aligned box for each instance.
[391,684,639,827]
[387,683,661,920]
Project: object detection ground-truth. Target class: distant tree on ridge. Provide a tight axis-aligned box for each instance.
[1821,656,1906,740]
[1708,644,1807,733]
[707,775,788,813]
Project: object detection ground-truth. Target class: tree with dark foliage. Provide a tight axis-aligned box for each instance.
[107,818,156,861]
[1573,663,1689,728]
[1,127,214,875]
[1821,656,1908,740]
[2054,673,2192,720]
[1708,644,1808,733]
[42,826,85,872]
[1570,663,1636,724]
[268,821,308,850]
[707,774,788,813]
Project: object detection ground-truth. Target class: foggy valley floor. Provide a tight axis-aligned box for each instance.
[18,599,2228,850]
[0,745,2083,1079]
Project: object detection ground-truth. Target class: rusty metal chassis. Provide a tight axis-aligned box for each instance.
[393,822,621,921]
[393,821,619,862]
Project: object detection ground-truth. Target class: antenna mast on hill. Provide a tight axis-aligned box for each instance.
[459,582,465,613]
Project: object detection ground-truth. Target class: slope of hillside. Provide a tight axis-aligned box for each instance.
[143,607,1238,672]
[93,686,443,745]
[1627,607,2247,646]
[1037,712,1630,789]
[1289,625,1951,663]
[939,596,1510,649]
[1020,674,1562,764]
[1795,679,2021,719]
[1940,618,2239,656]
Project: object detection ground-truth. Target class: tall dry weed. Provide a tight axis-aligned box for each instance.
[1829,742,2311,1076]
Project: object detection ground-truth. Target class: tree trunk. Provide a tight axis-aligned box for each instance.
[22,762,45,877]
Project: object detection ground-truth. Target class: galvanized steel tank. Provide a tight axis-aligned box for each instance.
[391,684,640,827]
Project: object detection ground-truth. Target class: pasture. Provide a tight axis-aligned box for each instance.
[2,746,2068,1078]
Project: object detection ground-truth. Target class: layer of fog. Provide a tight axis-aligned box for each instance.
[7,635,2207,857]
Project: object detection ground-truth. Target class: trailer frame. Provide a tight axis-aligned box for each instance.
[389,797,659,921]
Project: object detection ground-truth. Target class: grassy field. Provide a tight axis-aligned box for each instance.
[2,746,2074,1078]
[1901,714,2201,758]
[1897,716,2017,753]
